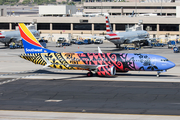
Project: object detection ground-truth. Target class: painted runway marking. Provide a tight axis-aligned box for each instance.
[171,103,180,105]
[0,69,43,85]
[45,100,63,102]
[0,69,41,77]
[0,74,39,85]
[0,69,64,85]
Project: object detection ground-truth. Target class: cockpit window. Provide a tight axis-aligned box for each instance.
[161,59,169,61]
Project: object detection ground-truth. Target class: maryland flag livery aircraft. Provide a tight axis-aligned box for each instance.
[19,23,175,77]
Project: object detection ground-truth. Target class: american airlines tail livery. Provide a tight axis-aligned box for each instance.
[18,23,175,77]
[105,16,149,48]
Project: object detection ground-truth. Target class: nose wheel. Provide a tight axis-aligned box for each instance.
[157,71,161,77]
[87,71,93,77]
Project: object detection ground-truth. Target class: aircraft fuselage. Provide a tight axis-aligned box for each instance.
[107,30,149,44]
[20,52,175,72]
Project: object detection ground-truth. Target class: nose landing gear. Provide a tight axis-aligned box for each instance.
[157,70,166,77]
[157,71,161,77]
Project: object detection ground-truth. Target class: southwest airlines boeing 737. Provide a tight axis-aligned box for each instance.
[18,23,175,77]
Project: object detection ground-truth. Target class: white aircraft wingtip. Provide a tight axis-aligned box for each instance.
[98,46,102,53]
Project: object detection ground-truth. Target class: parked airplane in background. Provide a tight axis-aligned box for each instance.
[18,23,175,77]
[105,16,150,48]
[0,24,40,46]
[82,13,109,17]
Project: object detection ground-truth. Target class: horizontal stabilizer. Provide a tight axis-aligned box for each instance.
[42,55,52,68]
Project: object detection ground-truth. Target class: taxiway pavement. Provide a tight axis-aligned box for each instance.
[0,42,180,119]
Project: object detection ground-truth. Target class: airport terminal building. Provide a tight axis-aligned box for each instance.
[1,2,180,40]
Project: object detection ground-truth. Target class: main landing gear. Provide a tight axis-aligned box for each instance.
[87,71,93,77]
[115,44,122,49]
[5,43,9,47]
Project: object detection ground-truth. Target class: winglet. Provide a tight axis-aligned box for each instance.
[18,23,57,54]
[98,46,102,53]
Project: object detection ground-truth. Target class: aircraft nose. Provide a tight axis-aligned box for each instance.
[167,61,175,69]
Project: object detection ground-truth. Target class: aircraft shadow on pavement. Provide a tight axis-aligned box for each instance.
[31,69,86,75]
[30,69,92,80]
[150,47,170,50]
[0,46,9,49]
[30,69,177,79]
[86,46,115,49]
[116,73,177,77]
[30,69,119,80]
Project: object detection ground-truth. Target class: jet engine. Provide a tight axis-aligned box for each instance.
[96,65,116,76]
[105,35,120,41]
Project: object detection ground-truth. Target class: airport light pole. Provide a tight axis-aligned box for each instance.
[161,0,162,16]
[101,0,102,15]
[135,0,137,17]
[9,0,12,16]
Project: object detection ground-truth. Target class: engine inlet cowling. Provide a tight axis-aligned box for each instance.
[96,65,116,76]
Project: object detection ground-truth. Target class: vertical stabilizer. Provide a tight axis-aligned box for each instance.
[105,16,113,34]
[18,23,57,53]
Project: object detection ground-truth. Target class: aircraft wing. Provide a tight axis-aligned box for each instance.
[21,54,105,71]
[46,61,101,71]
[130,38,147,42]
[41,54,102,71]
[11,37,22,41]
[67,64,102,71]
[81,36,105,39]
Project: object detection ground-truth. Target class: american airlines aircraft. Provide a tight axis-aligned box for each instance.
[105,16,150,48]
[18,23,175,77]
[0,25,40,46]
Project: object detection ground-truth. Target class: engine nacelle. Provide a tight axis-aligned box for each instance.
[105,35,120,41]
[96,65,116,76]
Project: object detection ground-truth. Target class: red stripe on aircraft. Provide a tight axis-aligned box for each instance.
[110,37,120,40]
[0,33,5,38]
[19,25,42,47]
[108,33,118,36]
[0,36,5,38]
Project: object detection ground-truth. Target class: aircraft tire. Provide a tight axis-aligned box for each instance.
[5,43,9,46]
[87,72,93,77]
[115,44,118,48]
